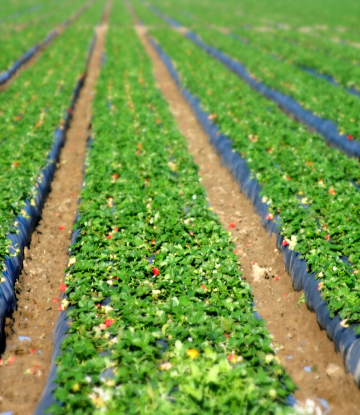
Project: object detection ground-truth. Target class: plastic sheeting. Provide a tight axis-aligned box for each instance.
[151,38,360,387]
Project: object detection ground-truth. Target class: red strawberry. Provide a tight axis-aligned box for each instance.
[228,354,235,362]
[105,319,115,328]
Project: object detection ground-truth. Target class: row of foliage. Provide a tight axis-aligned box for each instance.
[49,19,296,414]
[134,0,360,90]
[0,1,105,273]
[168,23,360,140]
[145,27,360,328]
[154,4,360,93]
[0,0,89,75]
[0,0,49,24]
[230,27,360,92]
[147,0,360,41]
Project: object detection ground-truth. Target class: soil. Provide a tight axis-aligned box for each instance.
[0,1,92,93]
[0,4,109,414]
[135,25,360,415]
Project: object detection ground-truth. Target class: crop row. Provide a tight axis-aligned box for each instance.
[149,30,360,387]
[180,26,360,142]
[0,0,74,28]
[135,4,360,134]
[144,26,360,331]
[0,0,89,83]
[0,0,46,24]
[160,6,360,95]
[230,27,360,92]
[144,5,360,158]
[132,1,167,26]
[147,0,360,41]
[0,0,106,343]
[36,13,296,414]
[132,1,174,27]
[143,0,360,90]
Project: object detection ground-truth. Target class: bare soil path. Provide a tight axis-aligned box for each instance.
[135,25,360,415]
[0,4,109,414]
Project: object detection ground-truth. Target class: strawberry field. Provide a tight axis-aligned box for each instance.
[1,0,360,414]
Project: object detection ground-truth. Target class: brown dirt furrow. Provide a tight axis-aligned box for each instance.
[0,4,109,414]
[135,25,360,415]
[0,1,93,93]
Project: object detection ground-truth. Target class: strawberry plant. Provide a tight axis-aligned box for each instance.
[229,27,360,93]
[0,0,89,78]
[148,28,360,328]
[172,25,360,141]
[149,0,360,36]
[0,0,42,22]
[43,22,296,415]
[0,0,106,329]
[145,2,360,137]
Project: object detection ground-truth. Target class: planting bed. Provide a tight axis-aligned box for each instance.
[0,0,107,346]
[227,28,360,94]
[35,5,297,413]
[145,26,360,334]
[0,2,109,412]
[1,0,360,413]
[0,0,46,23]
[134,23,360,414]
[144,0,360,40]
[142,0,360,63]
[0,0,90,86]
[133,0,360,398]
[138,5,360,159]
